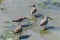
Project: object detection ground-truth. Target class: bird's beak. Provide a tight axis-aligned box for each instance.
[48,17,55,20]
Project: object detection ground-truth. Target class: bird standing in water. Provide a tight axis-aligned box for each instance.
[40,16,49,30]
[30,4,37,14]
[14,25,23,35]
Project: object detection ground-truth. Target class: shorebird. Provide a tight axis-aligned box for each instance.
[40,16,49,30]
[30,4,37,14]
[14,25,23,35]
[12,17,27,22]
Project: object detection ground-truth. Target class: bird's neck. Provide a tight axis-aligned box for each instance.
[44,17,48,21]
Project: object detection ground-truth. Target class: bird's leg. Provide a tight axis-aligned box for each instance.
[20,33,21,37]
[44,25,47,30]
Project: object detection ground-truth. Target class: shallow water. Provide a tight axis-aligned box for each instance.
[0,0,60,40]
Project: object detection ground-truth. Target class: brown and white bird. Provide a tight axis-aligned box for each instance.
[30,4,37,14]
[40,16,48,30]
[14,25,23,35]
[12,17,27,22]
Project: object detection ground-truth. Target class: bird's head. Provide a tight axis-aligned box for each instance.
[42,16,54,20]
[45,16,48,18]
[24,17,28,19]
[32,4,35,7]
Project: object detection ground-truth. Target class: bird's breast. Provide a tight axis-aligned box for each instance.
[31,7,36,12]
[40,19,47,24]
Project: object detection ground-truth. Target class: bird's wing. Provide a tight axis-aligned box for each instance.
[40,19,46,25]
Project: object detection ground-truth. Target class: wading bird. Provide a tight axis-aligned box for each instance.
[14,25,23,35]
[30,4,37,14]
[12,17,27,22]
[40,16,49,30]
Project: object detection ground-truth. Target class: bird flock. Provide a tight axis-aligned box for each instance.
[12,4,53,40]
